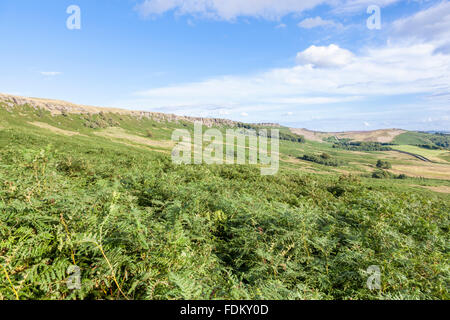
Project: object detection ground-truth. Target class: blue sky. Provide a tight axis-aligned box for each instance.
[0,0,449,131]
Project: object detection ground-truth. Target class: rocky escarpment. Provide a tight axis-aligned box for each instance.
[0,93,239,128]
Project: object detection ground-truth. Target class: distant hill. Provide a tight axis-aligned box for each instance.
[1,93,443,147]
[422,131,450,135]
[289,127,406,143]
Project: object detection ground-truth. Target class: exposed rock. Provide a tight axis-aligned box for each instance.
[0,93,238,128]
[256,123,281,127]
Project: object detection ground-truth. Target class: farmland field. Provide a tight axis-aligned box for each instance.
[392,145,450,162]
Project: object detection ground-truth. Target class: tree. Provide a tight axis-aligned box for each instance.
[376,160,392,169]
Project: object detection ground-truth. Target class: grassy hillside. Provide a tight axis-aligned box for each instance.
[0,99,449,300]
[394,132,433,145]
[394,131,450,149]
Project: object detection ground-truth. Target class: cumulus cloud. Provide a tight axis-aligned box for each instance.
[296,44,354,68]
[132,42,449,112]
[298,16,343,29]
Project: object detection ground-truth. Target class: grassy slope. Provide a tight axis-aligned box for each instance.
[0,102,449,300]
[393,132,432,145]
[392,145,449,162]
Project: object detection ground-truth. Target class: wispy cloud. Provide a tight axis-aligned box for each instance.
[135,0,403,20]
[391,1,450,51]
[136,0,329,20]
[40,71,62,76]
[332,0,401,14]
[275,23,287,29]
[298,16,343,29]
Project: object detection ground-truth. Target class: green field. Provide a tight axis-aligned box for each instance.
[0,100,449,300]
[392,145,449,162]
[393,132,433,145]
[440,152,450,162]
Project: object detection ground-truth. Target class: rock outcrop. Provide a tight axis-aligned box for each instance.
[0,93,239,128]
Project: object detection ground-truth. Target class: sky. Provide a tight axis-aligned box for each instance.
[0,0,449,131]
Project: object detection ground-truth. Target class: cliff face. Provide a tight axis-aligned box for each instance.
[0,93,239,128]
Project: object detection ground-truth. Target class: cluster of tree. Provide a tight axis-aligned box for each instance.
[277,132,306,143]
[427,134,450,149]
[416,144,441,150]
[412,132,450,150]
[237,123,255,130]
[236,123,305,143]
[372,169,407,179]
[300,153,344,167]
[376,160,392,169]
[372,169,392,179]
[333,141,392,151]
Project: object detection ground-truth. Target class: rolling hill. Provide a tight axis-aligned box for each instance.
[0,93,449,300]
[290,128,406,143]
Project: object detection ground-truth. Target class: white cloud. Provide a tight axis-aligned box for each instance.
[266,96,362,104]
[332,0,401,13]
[296,44,354,68]
[275,23,287,28]
[391,1,450,52]
[240,112,249,117]
[126,4,450,124]
[298,17,343,29]
[135,0,404,20]
[40,72,62,76]
[135,0,328,20]
[131,42,450,115]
